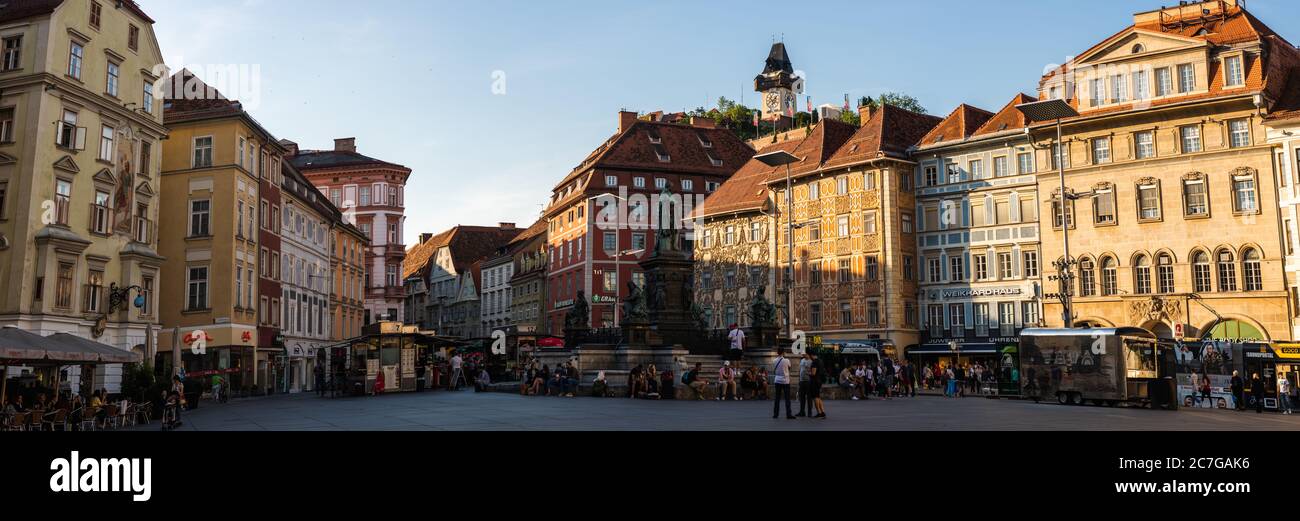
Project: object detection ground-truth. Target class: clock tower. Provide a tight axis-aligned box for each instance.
[754,42,804,121]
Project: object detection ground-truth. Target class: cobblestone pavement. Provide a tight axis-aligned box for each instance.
[130,390,1300,431]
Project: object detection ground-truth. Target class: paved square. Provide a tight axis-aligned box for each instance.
[132,391,1300,431]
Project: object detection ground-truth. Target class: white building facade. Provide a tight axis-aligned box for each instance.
[480,254,514,333]
[279,168,334,393]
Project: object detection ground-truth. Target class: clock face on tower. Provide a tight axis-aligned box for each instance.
[764,91,782,113]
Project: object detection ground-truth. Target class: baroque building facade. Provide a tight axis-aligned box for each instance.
[1033,0,1299,342]
[912,96,1045,362]
[0,0,166,391]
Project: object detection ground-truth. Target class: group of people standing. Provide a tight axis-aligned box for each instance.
[919,362,1000,398]
[836,358,916,400]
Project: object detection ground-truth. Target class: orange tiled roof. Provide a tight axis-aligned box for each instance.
[918,104,995,146]
[970,94,1038,138]
[693,137,805,219]
[1038,2,1295,121]
[820,105,942,170]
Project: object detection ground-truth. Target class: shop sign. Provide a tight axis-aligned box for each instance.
[591,295,617,303]
[928,287,1022,300]
[554,299,574,309]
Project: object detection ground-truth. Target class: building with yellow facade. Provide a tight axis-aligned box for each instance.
[771,105,940,351]
[331,218,368,343]
[1032,0,1300,342]
[157,73,290,393]
[0,0,166,392]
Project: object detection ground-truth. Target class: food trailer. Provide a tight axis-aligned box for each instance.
[332,322,466,396]
[1019,328,1170,407]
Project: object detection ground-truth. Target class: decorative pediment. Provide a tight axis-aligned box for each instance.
[53,155,80,174]
[1183,171,1207,181]
[135,181,155,198]
[92,168,117,186]
[0,151,15,165]
[1077,28,1207,65]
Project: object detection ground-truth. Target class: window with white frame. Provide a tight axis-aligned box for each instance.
[1135,131,1155,159]
[1232,171,1258,213]
[864,210,877,234]
[1180,126,1201,153]
[193,136,213,167]
[993,156,1008,178]
[1228,119,1250,148]
[1224,55,1244,87]
[187,266,209,311]
[1017,152,1034,175]
[1138,182,1161,221]
[1091,137,1110,164]
[1155,67,1173,97]
[1178,64,1195,93]
[68,41,83,79]
[99,125,114,161]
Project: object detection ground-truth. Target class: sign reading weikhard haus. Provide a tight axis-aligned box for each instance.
[929,287,1023,300]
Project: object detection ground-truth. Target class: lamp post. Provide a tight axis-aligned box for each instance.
[1016,99,1080,328]
[588,194,631,327]
[755,150,805,341]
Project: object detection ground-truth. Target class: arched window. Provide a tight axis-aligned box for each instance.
[1132,44,1146,54]
[1079,258,1096,297]
[1133,255,1152,294]
[1217,249,1237,292]
[1192,251,1212,293]
[1101,257,1118,296]
[1243,248,1262,291]
[1157,253,1175,294]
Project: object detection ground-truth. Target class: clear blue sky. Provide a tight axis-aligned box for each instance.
[139,0,1299,244]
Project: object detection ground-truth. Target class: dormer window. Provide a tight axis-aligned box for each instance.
[646,127,662,145]
[697,133,713,148]
[1224,55,1245,87]
[705,150,722,167]
[652,143,671,163]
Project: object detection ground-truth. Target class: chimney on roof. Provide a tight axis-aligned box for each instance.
[499,222,516,230]
[618,111,639,134]
[334,137,357,153]
[280,139,299,156]
[858,104,876,128]
[690,117,717,129]
[420,233,433,244]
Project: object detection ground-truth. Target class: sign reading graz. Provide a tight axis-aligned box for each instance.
[929,287,1023,300]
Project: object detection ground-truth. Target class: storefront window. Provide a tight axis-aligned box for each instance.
[1124,341,1157,379]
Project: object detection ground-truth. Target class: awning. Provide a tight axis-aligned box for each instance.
[0,328,139,364]
[909,343,999,355]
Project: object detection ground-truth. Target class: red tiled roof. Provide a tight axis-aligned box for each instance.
[0,0,61,23]
[554,120,754,191]
[918,104,995,146]
[821,105,942,170]
[694,137,805,219]
[1,1,158,27]
[402,226,524,281]
[970,94,1037,138]
[508,218,548,247]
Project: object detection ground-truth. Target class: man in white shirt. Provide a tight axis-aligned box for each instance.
[450,353,464,391]
[1279,375,1293,414]
[727,324,745,363]
[772,348,794,419]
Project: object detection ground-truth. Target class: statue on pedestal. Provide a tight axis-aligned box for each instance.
[565,291,591,330]
[622,282,649,323]
[747,286,779,329]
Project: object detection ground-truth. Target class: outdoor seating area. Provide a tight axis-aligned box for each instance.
[0,326,144,432]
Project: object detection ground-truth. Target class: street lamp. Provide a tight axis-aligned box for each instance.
[755,150,804,341]
[1017,99,1079,329]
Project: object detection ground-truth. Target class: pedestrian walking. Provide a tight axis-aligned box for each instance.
[772,348,795,419]
[1277,375,1293,414]
[797,352,812,417]
[1189,369,1202,408]
[449,352,464,391]
[1231,371,1245,411]
[808,352,826,419]
[1251,373,1265,414]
